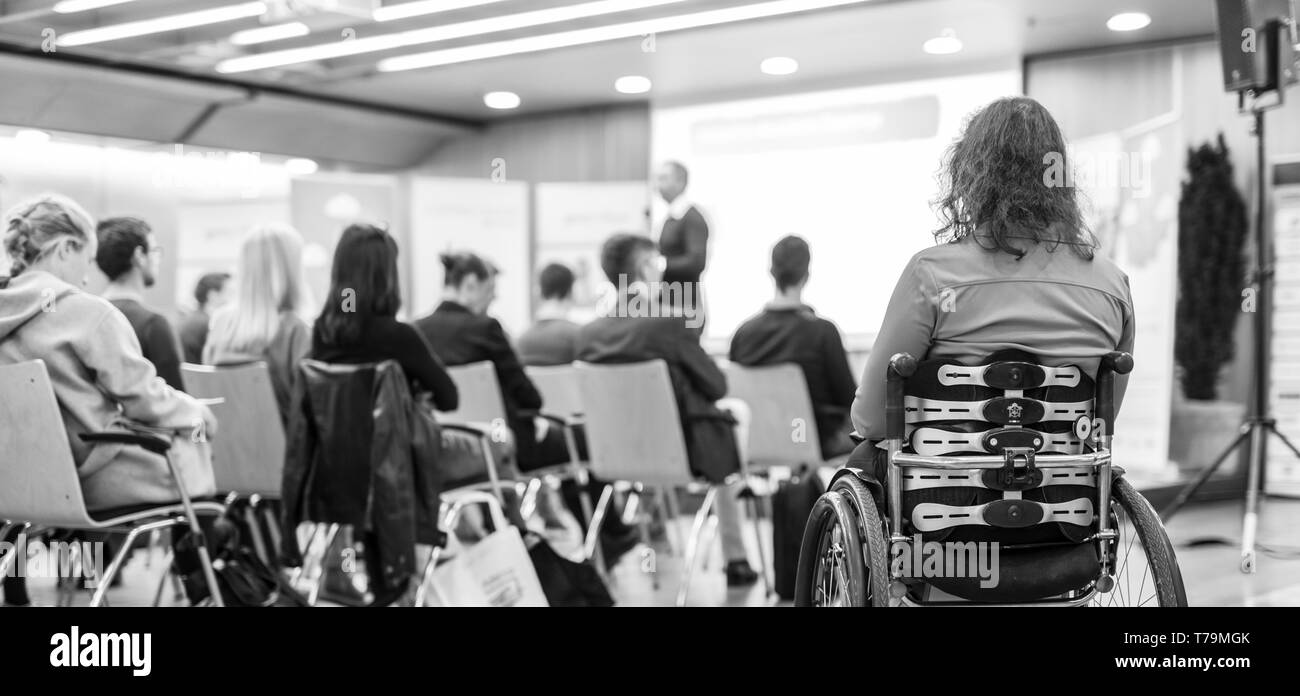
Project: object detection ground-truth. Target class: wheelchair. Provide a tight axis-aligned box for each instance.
[794,350,1187,607]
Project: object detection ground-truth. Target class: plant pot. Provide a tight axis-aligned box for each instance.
[1168,399,1247,478]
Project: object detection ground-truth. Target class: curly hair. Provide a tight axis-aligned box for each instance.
[933,97,1097,260]
[2,194,96,282]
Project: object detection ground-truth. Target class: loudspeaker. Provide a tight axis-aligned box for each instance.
[1215,0,1298,92]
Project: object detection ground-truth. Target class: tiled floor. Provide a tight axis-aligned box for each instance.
[8,495,1300,607]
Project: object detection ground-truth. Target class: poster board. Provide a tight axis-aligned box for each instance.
[408,176,530,334]
[534,181,649,322]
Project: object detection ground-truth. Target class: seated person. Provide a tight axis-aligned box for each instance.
[730,235,857,459]
[95,216,186,391]
[415,253,637,559]
[180,272,230,365]
[518,262,582,366]
[0,195,219,605]
[309,224,458,607]
[203,224,311,425]
[575,233,759,587]
[850,96,1135,483]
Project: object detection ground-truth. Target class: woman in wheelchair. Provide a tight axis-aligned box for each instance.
[794,97,1186,607]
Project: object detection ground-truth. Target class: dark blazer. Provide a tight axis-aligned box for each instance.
[659,205,709,286]
[576,314,726,420]
[413,301,542,419]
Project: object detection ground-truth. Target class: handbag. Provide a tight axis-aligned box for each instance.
[683,411,742,484]
[525,533,614,607]
[425,501,548,607]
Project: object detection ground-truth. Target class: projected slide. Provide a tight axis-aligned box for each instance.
[651,70,1021,341]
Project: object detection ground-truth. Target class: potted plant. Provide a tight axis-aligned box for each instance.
[1169,134,1248,476]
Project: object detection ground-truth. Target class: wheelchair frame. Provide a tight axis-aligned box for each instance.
[878,351,1133,607]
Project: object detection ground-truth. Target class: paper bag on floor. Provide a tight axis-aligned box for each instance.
[427,527,548,607]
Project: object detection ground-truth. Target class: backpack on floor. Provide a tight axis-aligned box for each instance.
[773,466,825,600]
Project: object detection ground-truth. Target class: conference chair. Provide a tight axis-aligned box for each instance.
[0,360,225,607]
[182,362,285,568]
[574,359,761,606]
[441,361,513,502]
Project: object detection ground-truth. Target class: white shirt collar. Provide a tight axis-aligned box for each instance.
[666,196,693,220]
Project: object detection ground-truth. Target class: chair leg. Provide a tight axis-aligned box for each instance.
[242,504,270,567]
[414,545,443,607]
[737,460,773,598]
[306,523,341,607]
[159,451,225,607]
[676,486,718,608]
[90,519,173,607]
[290,523,322,588]
[582,485,614,564]
[0,522,26,580]
[663,487,687,558]
[152,548,175,607]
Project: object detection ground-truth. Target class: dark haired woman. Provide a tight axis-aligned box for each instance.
[309,224,458,606]
[851,96,1135,454]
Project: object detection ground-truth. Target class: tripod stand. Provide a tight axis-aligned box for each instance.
[1159,102,1300,573]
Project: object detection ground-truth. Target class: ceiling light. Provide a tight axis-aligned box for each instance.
[231,21,309,46]
[217,0,686,73]
[285,157,319,175]
[923,28,962,55]
[373,0,510,22]
[53,0,137,13]
[58,2,268,47]
[14,129,51,144]
[378,0,868,73]
[484,91,521,109]
[760,56,798,75]
[614,75,652,93]
[1106,12,1151,32]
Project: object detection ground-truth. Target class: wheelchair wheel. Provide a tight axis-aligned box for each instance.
[794,475,891,607]
[1090,477,1188,607]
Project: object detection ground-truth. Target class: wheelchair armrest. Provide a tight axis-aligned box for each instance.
[79,431,172,456]
[439,421,493,439]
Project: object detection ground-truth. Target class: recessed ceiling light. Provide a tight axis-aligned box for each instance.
[760,56,798,75]
[231,22,310,46]
[484,91,521,109]
[14,129,51,144]
[285,157,319,175]
[615,75,652,94]
[923,29,962,55]
[1107,12,1151,32]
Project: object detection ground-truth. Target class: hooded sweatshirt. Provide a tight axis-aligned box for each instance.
[0,270,212,510]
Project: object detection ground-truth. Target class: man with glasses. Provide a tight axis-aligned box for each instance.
[96,217,185,391]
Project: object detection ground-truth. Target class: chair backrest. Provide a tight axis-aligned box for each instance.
[443,361,507,425]
[0,360,96,527]
[573,360,692,487]
[182,362,286,498]
[721,362,823,469]
[525,364,583,418]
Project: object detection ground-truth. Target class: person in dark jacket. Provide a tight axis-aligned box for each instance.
[96,217,186,391]
[656,160,709,334]
[179,272,230,364]
[576,233,758,586]
[518,262,582,366]
[309,224,458,607]
[730,235,857,459]
[415,253,638,561]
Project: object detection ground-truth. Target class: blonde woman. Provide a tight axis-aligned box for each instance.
[0,194,218,605]
[202,223,310,424]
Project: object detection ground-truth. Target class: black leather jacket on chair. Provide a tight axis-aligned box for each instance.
[280,360,443,593]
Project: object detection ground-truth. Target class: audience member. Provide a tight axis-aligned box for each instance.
[308,223,458,607]
[850,96,1135,483]
[179,272,230,364]
[203,224,310,423]
[518,262,582,366]
[730,235,856,459]
[96,216,185,390]
[575,233,758,586]
[0,195,219,605]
